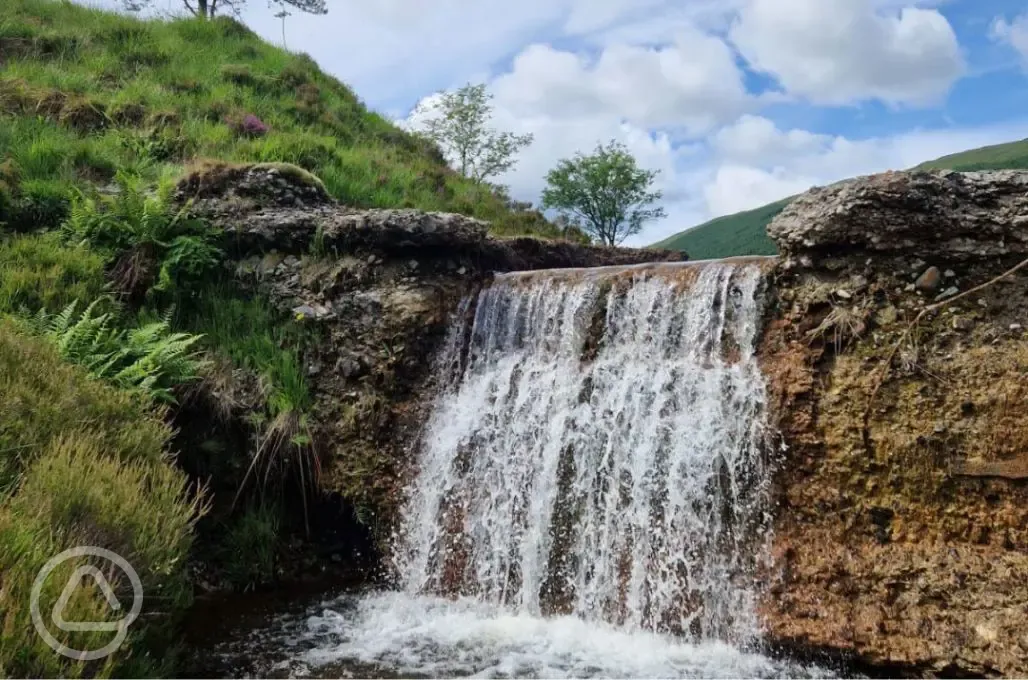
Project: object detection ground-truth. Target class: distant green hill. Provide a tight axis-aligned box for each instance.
[913,138,1028,171]
[653,137,1028,258]
[651,198,791,260]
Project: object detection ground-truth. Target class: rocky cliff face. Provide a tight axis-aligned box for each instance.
[179,163,684,544]
[179,164,1028,675]
[760,170,1028,676]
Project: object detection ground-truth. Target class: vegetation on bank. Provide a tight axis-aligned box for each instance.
[0,320,202,677]
[0,0,564,238]
[652,137,1028,259]
[0,0,532,671]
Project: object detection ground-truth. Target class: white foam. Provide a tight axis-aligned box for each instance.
[290,592,831,679]
[209,263,838,679]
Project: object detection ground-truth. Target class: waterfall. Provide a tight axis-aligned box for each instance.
[393,261,773,645]
[204,260,831,678]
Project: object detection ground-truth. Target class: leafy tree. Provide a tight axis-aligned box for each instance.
[123,0,327,20]
[413,83,534,182]
[541,140,666,247]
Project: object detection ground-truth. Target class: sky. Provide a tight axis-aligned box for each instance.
[92,0,1028,245]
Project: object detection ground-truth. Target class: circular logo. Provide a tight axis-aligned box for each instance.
[30,546,144,661]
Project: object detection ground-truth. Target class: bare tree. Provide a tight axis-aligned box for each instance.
[124,0,326,20]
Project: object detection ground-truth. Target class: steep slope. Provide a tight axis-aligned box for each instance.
[651,198,789,259]
[653,137,1028,258]
[0,0,559,237]
[914,138,1028,171]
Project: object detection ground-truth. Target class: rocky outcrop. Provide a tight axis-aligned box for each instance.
[177,162,683,544]
[768,170,1028,262]
[179,162,684,272]
[760,170,1028,676]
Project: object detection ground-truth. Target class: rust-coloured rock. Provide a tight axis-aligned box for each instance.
[761,169,1028,677]
[914,266,942,294]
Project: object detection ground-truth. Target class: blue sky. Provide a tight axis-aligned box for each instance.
[93,0,1028,245]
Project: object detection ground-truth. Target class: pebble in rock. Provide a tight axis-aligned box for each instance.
[915,266,942,294]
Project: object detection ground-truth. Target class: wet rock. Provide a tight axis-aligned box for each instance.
[259,252,284,274]
[335,354,365,379]
[291,304,319,319]
[761,168,1028,678]
[914,266,942,294]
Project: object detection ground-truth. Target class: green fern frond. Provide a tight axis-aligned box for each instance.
[25,298,206,404]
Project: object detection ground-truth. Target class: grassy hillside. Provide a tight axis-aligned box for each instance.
[651,198,789,260]
[1,2,561,673]
[652,137,1028,258]
[914,138,1028,171]
[0,0,557,236]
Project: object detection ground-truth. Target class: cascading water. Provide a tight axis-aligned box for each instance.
[204,261,835,679]
[395,262,772,643]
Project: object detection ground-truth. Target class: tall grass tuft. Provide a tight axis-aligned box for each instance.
[0,322,204,677]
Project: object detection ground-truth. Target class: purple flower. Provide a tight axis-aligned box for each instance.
[228,113,269,137]
[241,114,269,136]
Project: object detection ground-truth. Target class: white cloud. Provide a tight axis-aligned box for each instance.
[699,117,1028,218]
[730,0,964,106]
[490,31,750,134]
[703,166,815,217]
[990,13,1028,66]
[712,114,831,165]
[401,24,753,245]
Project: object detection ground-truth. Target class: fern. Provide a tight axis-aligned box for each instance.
[25,299,207,403]
[62,172,222,303]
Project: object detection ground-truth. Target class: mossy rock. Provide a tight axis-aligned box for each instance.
[176,161,330,204]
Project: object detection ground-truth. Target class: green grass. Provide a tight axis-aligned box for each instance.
[0,316,171,491]
[0,0,559,237]
[651,198,790,260]
[652,137,1028,259]
[0,321,202,678]
[914,138,1028,171]
[0,232,107,313]
[216,499,282,591]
